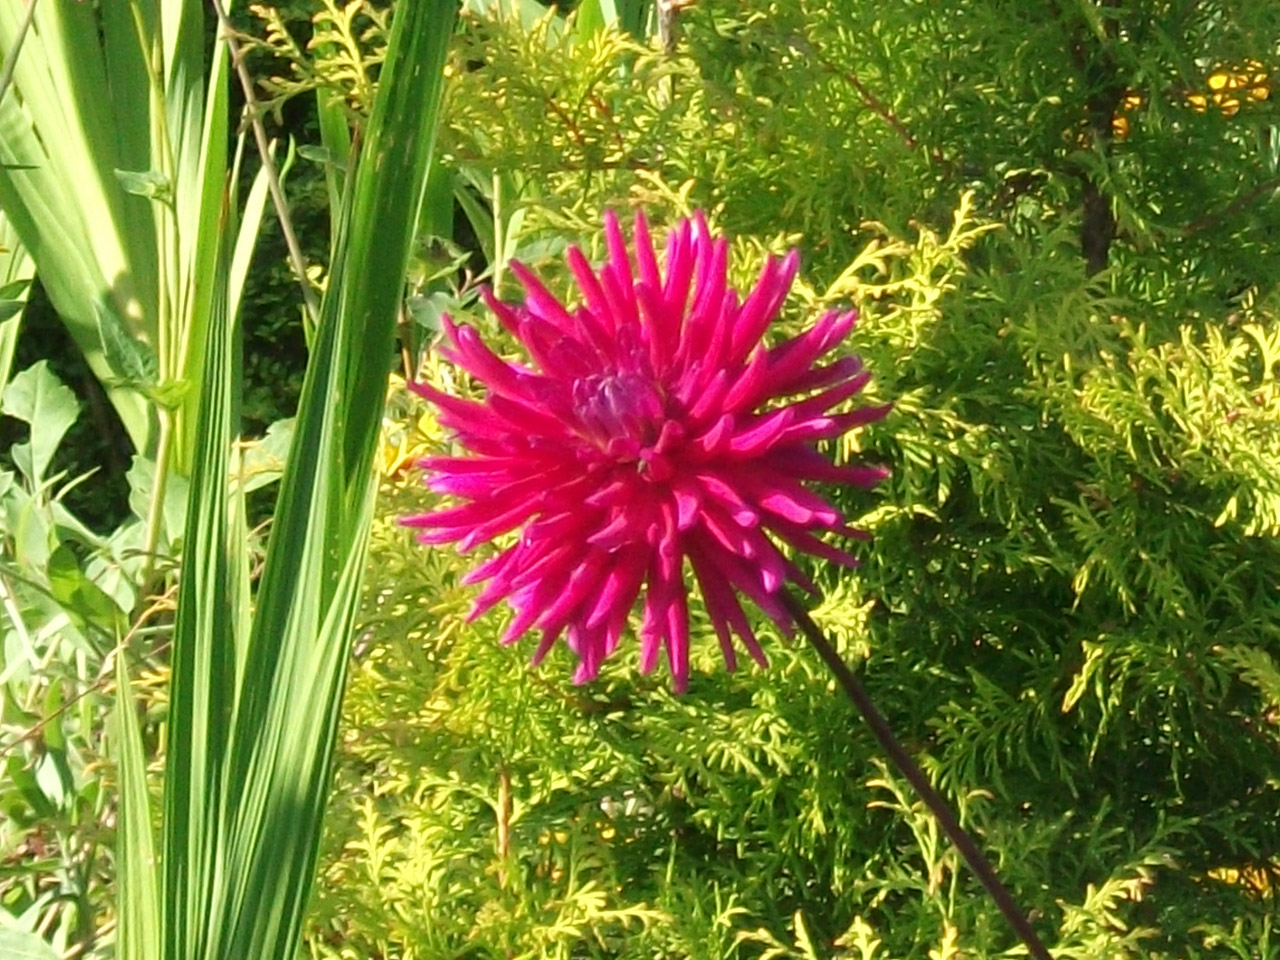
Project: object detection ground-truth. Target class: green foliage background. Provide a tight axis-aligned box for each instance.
[2,0,1278,957]
[292,0,1280,957]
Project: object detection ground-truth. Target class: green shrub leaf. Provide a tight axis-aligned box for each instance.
[0,361,79,485]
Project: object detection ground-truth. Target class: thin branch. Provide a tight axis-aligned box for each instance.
[208,0,321,327]
[656,0,690,55]
[786,34,952,172]
[782,592,1055,960]
[834,65,920,151]
[782,34,917,151]
[1183,174,1280,236]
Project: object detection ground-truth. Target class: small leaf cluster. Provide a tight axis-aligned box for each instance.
[248,0,389,121]
[0,363,176,957]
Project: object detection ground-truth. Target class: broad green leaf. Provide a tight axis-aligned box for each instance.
[462,0,559,34]
[6,755,55,821]
[49,500,108,553]
[84,517,146,613]
[238,418,295,494]
[33,748,71,813]
[0,0,261,479]
[96,302,160,391]
[114,168,174,204]
[40,681,65,754]
[0,628,37,692]
[146,378,192,410]
[415,161,455,253]
[0,278,32,300]
[0,0,157,452]
[617,0,652,37]
[455,180,497,264]
[1,362,79,485]
[575,0,613,37]
[46,545,125,640]
[1,483,50,569]
[126,456,191,543]
[0,929,60,960]
[406,291,452,335]
[295,144,333,165]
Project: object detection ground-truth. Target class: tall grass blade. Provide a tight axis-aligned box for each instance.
[315,89,352,227]
[160,183,240,960]
[157,1,457,958]
[112,651,162,960]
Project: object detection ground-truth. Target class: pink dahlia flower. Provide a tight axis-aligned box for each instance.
[406,211,889,692]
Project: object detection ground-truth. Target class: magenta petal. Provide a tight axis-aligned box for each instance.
[725,408,795,457]
[757,488,832,526]
[694,471,759,526]
[535,550,611,635]
[510,260,576,334]
[530,625,565,666]
[585,547,649,629]
[688,537,768,668]
[566,245,613,336]
[687,368,731,421]
[672,477,701,530]
[768,519,863,568]
[632,212,661,296]
[586,510,640,550]
[727,249,800,364]
[679,238,728,364]
[480,287,525,339]
[604,210,634,289]
[664,587,691,693]
[694,414,735,456]
[721,347,771,412]
[661,220,695,325]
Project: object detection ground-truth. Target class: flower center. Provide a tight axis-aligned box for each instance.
[573,372,666,455]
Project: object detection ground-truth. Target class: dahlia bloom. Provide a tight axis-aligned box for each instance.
[406,211,888,692]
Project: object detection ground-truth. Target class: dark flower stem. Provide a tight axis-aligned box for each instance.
[782,593,1054,960]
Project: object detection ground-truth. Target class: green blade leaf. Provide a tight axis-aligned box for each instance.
[112,652,162,960]
[46,545,125,642]
[0,211,34,388]
[210,1,458,957]
[161,187,241,960]
[0,0,157,452]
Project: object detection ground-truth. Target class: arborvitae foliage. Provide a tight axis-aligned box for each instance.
[280,1,1279,957]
